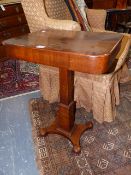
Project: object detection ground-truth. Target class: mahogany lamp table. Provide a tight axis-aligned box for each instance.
[3,30,123,153]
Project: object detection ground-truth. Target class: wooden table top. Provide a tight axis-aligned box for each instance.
[3,29,123,74]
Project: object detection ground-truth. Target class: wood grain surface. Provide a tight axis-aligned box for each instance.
[3,29,123,74]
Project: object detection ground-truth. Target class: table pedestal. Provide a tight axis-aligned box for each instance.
[40,69,93,153]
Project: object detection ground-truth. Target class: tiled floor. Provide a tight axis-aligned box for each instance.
[0,92,40,175]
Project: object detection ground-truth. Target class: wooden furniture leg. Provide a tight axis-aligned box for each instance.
[40,68,93,153]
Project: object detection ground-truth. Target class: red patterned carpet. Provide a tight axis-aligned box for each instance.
[0,60,39,99]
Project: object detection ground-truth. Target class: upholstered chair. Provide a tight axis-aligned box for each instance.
[21,0,81,32]
[21,0,131,123]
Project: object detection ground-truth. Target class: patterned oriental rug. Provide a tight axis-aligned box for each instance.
[30,81,131,175]
[0,60,39,99]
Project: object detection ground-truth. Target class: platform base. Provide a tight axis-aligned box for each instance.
[40,120,93,153]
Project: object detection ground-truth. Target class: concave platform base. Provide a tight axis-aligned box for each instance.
[40,120,93,153]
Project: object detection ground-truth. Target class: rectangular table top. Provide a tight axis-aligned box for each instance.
[3,30,123,74]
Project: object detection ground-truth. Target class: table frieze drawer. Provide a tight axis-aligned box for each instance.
[0,3,23,18]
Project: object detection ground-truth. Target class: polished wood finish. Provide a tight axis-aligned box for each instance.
[84,0,131,32]
[116,0,127,9]
[0,25,29,42]
[106,9,131,32]
[0,14,27,32]
[84,0,93,8]
[91,0,117,9]
[0,3,23,18]
[0,2,29,62]
[128,0,131,6]
[3,30,123,153]
[3,30,123,74]
[85,0,128,9]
